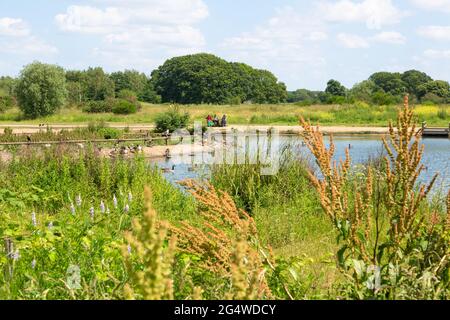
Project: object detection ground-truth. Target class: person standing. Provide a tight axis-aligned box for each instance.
[221,114,227,127]
[213,114,219,127]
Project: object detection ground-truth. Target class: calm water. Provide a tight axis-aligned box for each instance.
[152,134,450,193]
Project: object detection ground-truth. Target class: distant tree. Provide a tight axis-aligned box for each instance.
[401,70,432,98]
[418,80,450,100]
[83,67,115,101]
[369,72,406,96]
[325,79,346,97]
[16,62,67,118]
[151,53,287,104]
[110,70,146,93]
[349,80,377,102]
[287,89,321,104]
[0,76,17,96]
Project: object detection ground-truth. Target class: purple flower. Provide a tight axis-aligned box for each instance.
[31,212,37,227]
[113,194,118,208]
[128,192,133,203]
[12,250,20,261]
[76,194,82,207]
[31,259,36,269]
[70,203,76,215]
[124,204,130,213]
[48,221,54,229]
[90,207,95,220]
[100,201,106,214]
[127,244,132,255]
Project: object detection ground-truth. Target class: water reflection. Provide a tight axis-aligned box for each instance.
[152,133,449,192]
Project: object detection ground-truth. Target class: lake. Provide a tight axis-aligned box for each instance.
[152,133,450,193]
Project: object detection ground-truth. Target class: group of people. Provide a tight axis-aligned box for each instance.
[206,114,227,127]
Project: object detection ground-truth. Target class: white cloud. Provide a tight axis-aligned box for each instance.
[0,36,58,55]
[0,17,57,56]
[55,6,124,34]
[318,0,405,29]
[411,0,450,12]
[418,26,450,41]
[337,33,370,48]
[0,17,30,37]
[424,49,450,59]
[371,31,406,44]
[220,7,329,89]
[55,0,209,69]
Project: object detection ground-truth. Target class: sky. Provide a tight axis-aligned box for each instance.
[1,0,450,90]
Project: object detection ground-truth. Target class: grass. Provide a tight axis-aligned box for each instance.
[1,102,449,127]
[0,99,448,300]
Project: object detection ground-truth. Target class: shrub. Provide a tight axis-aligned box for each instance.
[82,100,113,113]
[154,105,190,133]
[0,95,15,113]
[98,127,121,140]
[437,108,448,120]
[112,99,138,115]
[300,96,450,299]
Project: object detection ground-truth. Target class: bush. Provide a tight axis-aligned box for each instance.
[82,100,113,113]
[98,127,121,139]
[0,95,15,113]
[112,99,138,115]
[421,93,445,105]
[155,105,190,133]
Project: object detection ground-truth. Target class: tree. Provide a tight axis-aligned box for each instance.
[369,72,406,96]
[151,53,287,104]
[16,62,67,118]
[109,70,160,102]
[418,80,450,100]
[325,79,346,97]
[83,67,115,101]
[349,80,377,102]
[401,70,432,98]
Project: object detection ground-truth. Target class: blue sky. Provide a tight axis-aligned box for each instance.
[1,0,450,90]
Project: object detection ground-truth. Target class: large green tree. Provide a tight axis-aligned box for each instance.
[418,80,450,100]
[151,53,287,104]
[401,70,432,98]
[325,79,346,97]
[369,72,406,96]
[16,62,67,118]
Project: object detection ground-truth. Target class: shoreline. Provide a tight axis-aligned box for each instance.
[0,123,392,135]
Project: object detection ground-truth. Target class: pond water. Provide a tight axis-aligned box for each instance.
[152,133,450,193]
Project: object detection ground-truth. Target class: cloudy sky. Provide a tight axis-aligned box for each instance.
[1,0,450,90]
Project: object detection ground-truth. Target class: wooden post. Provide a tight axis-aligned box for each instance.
[422,121,427,133]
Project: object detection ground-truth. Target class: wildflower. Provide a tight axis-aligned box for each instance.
[31,259,36,269]
[31,211,37,227]
[12,250,20,261]
[100,201,106,214]
[113,194,118,208]
[124,204,130,213]
[48,222,54,229]
[90,207,95,220]
[76,194,82,207]
[106,206,110,215]
[70,203,76,215]
[127,244,132,255]
[128,192,133,203]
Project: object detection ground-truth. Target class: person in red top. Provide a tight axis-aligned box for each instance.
[206,114,213,127]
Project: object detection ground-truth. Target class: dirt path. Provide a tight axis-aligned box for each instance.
[0,123,390,135]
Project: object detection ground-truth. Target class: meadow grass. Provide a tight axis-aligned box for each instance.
[1,102,448,126]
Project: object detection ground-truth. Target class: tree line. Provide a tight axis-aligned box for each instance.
[288,70,450,105]
[1,53,449,119]
[0,54,287,119]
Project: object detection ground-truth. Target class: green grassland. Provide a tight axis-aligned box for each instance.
[0,102,448,127]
